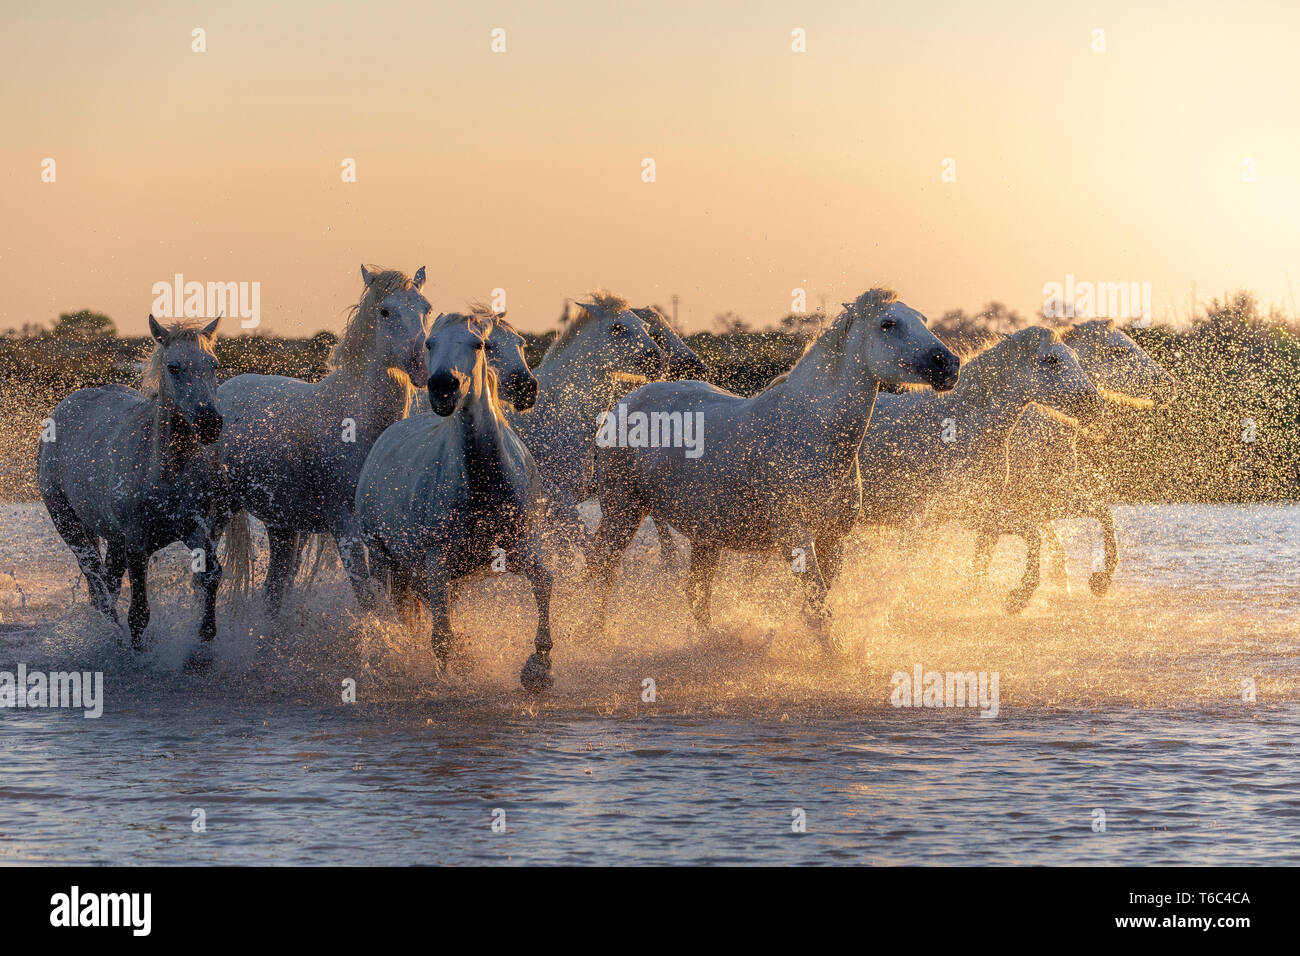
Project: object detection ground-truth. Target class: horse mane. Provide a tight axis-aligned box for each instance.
[1061,318,1115,344]
[753,289,900,394]
[136,321,218,397]
[465,300,505,321]
[542,288,631,363]
[330,265,423,415]
[789,287,898,374]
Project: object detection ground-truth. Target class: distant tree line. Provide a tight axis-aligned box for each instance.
[2,293,1298,502]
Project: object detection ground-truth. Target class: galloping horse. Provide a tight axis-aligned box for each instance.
[356,313,555,692]
[973,319,1177,597]
[220,265,431,617]
[38,316,225,665]
[855,326,1102,612]
[507,290,665,545]
[591,288,961,634]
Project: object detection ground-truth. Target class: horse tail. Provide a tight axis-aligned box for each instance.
[393,572,422,629]
[223,510,255,595]
[297,533,335,585]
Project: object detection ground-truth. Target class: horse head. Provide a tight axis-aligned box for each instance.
[633,306,707,380]
[148,315,223,444]
[999,326,1102,424]
[841,289,960,391]
[569,293,665,380]
[484,312,538,410]
[1063,319,1178,408]
[358,264,433,385]
[425,312,493,417]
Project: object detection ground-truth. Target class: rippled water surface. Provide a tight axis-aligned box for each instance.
[2,502,1297,864]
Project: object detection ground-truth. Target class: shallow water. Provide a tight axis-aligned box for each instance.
[1,502,1297,865]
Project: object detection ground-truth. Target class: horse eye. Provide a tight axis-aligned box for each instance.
[380,308,390,318]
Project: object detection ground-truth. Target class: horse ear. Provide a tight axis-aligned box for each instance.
[360,264,377,287]
[578,301,604,320]
[411,266,426,292]
[841,302,854,313]
[202,315,221,339]
[148,314,168,345]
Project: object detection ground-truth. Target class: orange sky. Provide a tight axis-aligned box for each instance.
[2,0,1298,335]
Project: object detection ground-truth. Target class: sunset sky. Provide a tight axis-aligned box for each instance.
[2,0,1298,336]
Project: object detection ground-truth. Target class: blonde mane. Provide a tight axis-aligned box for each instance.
[542,288,632,363]
[136,321,218,397]
[428,312,508,424]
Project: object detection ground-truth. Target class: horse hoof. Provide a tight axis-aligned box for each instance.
[184,643,215,672]
[520,653,553,694]
[1088,571,1112,597]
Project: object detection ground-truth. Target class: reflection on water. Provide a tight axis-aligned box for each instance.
[1,503,1297,864]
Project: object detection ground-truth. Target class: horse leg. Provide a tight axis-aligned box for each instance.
[335,527,377,611]
[971,528,997,578]
[1044,521,1070,592]
[183,525,222,670]
[104,536,126,624]
[790,533,832,633]
[652,518,681,569]
[45,492,115,621]
[512,542,554,694]
[588,484,646,631]
[423,558,454,670]
[815,530,845,587]
[125,547,151,651]
[263,526,298,619]
[1003,517,1041,615]
[686,539,721,628]
[1089,506,1118,597]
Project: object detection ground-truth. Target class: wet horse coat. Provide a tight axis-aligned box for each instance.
[37,317,225,663]
[356,313,555,692]
[591,288,961,633]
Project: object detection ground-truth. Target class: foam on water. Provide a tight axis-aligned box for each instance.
[3,501,1297,718]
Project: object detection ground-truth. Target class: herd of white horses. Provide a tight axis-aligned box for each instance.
[36,264,1176,691]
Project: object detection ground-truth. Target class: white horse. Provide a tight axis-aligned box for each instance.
[974,319,1177,596]
[590,288,960,632]
[37,316,225,664]
[220,265,431,618]
[411,306,538,414]
[855,326,1102,612]
[356,312,555,692]
[506,290,665,544]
